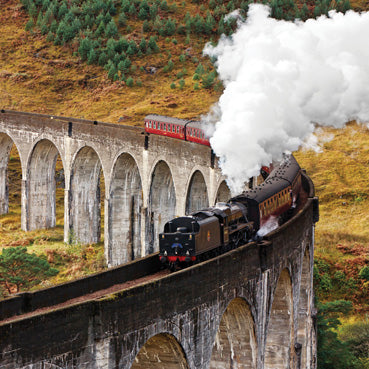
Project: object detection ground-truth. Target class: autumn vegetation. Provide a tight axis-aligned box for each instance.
[1,0,369,366]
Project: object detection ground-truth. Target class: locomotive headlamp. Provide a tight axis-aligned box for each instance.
[189,235,192,240]
[164,251,167,256]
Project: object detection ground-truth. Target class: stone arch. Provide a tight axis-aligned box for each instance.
[210,297,257,369]
[264,269,294,369]
[297,246,312,369]
[108,153,142,266]
[215,180,231,204]
[0,133,18,214]
[131,333,189,369]
[146,160,176,254]
[69,146,104,244]
[185,170,209,214]
[26,139,64,230]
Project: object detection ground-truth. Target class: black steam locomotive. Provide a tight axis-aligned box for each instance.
[159,155,303,271]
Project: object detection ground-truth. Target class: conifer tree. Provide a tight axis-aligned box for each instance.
[105,19,118,38]
[164,18,176,36]
[118,12,127,26]
[149,3,158,19]
[121,0,130,12]
[143,20,151,32]
[98,51,108,66]
[0,247,58,295]
[126,77,134,87]
[128,3,137,16]
[148,36,159,52]
[25,17,35,31]
[95,20,105,37]
[87,48,97,65]
[108,63,118,80]
[58,2,68,20]
[139,37,147,52]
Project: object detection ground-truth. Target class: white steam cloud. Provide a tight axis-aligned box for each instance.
[204,5,369,193]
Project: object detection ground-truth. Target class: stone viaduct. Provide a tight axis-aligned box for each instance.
[0,110,230,267]
[0,110,318,369]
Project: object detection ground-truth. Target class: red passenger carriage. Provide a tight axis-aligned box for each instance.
[144,114,210,146]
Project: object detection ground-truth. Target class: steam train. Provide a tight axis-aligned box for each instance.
[144,114,210,146]
[159,155,302,270]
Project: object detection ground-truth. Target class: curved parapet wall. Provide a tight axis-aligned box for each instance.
[0,171,318,369]
[0,110,228,266]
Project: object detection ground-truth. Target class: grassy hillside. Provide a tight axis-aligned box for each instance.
[295,123,369,312]
[0,0,221,124]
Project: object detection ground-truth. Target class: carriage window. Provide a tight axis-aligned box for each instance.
[153,122,156,129]
[172,125,175,132]
[149,121,152,128]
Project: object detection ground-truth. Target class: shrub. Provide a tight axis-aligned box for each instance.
[126,77,134,87]
[163,59,174,72]
[359,266,369,281]
[25,17,35,31]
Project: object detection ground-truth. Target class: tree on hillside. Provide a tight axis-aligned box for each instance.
[105,19,118,38]
[0,247,58,297]
[317,300,357,369]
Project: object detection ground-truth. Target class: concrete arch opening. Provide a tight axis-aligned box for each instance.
[265,269,294,369]
[108,153,142,266]
[0,134,20,215]
[297,247,312,369]
[147,161,176,254]
[69,146,104,244]
[131,333,189,369]
[26,139,64,230]
[210,297,257,369]
[185,170,209,214]
[215,180,231,204]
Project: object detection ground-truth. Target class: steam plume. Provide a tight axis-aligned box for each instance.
[204,5,369,193]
